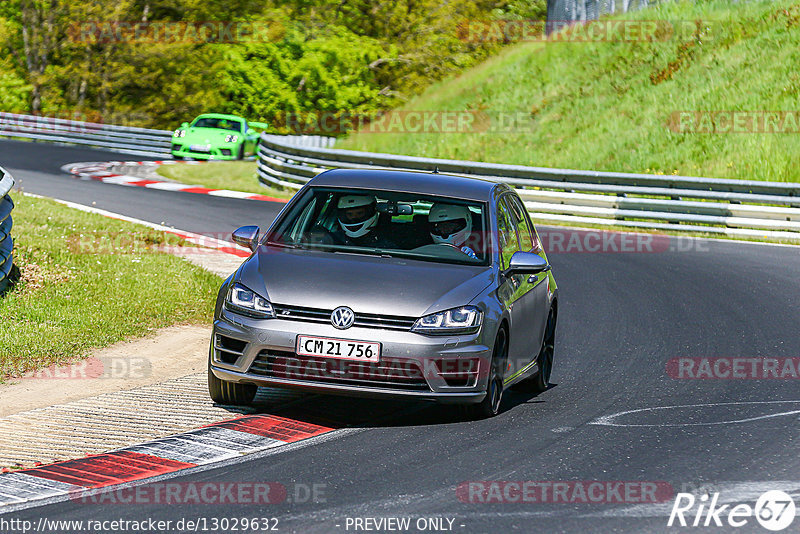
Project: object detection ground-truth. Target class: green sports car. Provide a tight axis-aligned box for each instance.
[171,113,268,161]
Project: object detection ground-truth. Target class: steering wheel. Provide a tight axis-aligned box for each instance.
[437,242,472,254]
[439,242,481,260]
[300,225,336,246]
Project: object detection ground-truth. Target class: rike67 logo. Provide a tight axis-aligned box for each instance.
[668,490,796,531]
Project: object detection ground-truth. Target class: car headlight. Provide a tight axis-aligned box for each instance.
[411,306,483,335]
[174,129,186,138]
[224,134,238,143]
[224,283,274,319]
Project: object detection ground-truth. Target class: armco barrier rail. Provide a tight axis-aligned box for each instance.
[0,112,336,158]
[0,167,15,292]
[0,112,173,157]
[257,134,800,242]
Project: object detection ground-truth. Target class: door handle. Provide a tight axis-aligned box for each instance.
[528,275,538,283]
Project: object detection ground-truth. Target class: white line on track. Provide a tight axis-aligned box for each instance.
[589,400,800,427]
[20,192,248,256]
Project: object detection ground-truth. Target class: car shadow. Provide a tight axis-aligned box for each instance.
[213,383,559,430]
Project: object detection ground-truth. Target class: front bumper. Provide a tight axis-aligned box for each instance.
[210,308,493,404]
[171,144,237,160]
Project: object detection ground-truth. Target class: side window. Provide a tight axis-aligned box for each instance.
[497,197,520,269]
[507,195,535,252]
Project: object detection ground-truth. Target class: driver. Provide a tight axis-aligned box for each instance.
[428,203,478,259]
[333,194,395,248]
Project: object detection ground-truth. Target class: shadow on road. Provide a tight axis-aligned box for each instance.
[212,383,559,431]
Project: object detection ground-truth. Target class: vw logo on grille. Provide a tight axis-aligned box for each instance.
[331,306,355,329]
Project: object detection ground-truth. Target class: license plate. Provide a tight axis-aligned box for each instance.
[190,144,210,152]
[296,335,380,363]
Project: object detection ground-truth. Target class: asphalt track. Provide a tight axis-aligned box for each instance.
[2,138,800,533]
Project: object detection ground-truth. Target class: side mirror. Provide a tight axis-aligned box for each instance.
[232,225,260,252]
[505,251,550,275]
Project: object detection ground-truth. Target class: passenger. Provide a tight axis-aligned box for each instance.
[428,203,478,258]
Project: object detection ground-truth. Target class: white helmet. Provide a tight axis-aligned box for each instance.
[337,195,378,238]
[428,203,472,247]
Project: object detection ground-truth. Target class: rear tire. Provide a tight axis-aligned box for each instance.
[208,358,257,405]
[464,327,508,420]
[514,306,556,394]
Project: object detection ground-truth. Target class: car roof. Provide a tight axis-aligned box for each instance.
[194,113,244,121]
[308,168,506,202]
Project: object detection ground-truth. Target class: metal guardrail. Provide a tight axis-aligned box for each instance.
[0,112,173,157]
[0,167,15,293]
[0,112,337,159]
[257,133,800,241]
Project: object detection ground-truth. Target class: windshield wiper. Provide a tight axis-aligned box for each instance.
[265,240,300,249]
[329,247,382,257]
[330,248,403,259]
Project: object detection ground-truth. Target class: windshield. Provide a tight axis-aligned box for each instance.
[191,117,242,132]
[268,187,490,266]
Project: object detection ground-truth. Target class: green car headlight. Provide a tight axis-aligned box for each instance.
[174,129,186,138]
[411,306,483,335]
[225,283,274,319]
[224,134,238,143]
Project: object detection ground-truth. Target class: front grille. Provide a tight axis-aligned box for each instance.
[249,351,431,391]
[272,304,416,331]
[172,143,182,151]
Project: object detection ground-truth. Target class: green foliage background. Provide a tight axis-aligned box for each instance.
[0,0,546,130]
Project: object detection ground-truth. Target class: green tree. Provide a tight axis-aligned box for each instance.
[0,0,530,129]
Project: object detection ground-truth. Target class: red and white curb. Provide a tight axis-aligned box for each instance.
[0,188,329,511]
[61,161,288,203]
[0,415,335,508]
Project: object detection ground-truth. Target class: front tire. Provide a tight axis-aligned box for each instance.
[208,358,257,405]
[464,327,508,419]
[236,143,245,160]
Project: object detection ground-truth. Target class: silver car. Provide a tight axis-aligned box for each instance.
[208,169,558,418]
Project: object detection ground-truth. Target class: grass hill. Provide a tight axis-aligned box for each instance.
[340,0,800,182]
